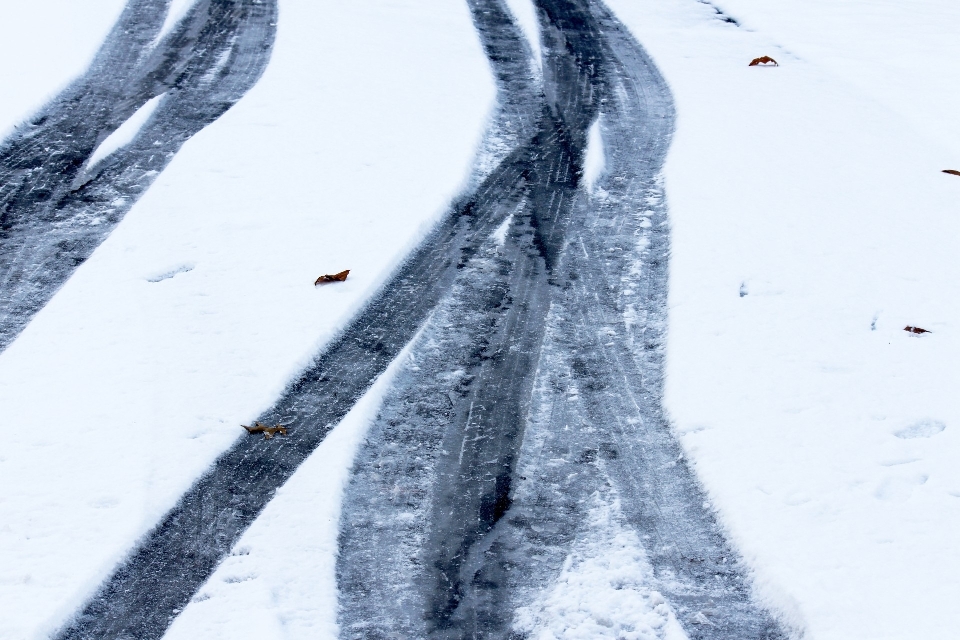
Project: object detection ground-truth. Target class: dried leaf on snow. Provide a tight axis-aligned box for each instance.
[242,421,288,439]
[315,269,350,285]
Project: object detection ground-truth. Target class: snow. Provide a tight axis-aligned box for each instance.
[154,0,199,46]
[582,117,605,193]
[84,93,164,170]
[163,335,415,640]
[491,213,514,247]
[2,0,960,638]
[0,0,127,138]
[0,0,493,637]
[713,0,960,158]
[604,0,960,638]
[514,491,689,640]
[504,0,542,70]
[894,418,946,440]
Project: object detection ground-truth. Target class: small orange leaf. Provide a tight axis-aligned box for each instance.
[315,269,350,285]
[242,422,289,439]
[904,326,931,335]
[749,56,778,66]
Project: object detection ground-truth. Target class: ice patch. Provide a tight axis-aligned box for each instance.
[894,419,946,440]
[514,492,688,640]
[85,93,164,170]
[583,118,606,194]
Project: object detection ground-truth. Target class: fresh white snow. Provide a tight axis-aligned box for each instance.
[2,0,959,638]
[163,335,417,640]
[83,93,165,170]
[714,0,960,159]
[0,0,493,638]
[605,0,960,638]
[0,0,127,138]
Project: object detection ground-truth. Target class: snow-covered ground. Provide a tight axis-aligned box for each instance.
[0,0,492,638]
[1,0,959,639]
[605,1,960,638]
[0,0,126,139]
[713,0,960,158]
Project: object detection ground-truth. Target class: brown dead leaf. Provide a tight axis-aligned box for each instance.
[314,269,350,285]
[242,421,289,439]
[749,56,778,67]
[943,169,960,177]
[904,326,931,335]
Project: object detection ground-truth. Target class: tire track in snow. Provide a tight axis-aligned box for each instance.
[336,1,604,637]
[500,3,786,636]
[0,0,277,353]
[52,2,543,637]
[337,1,787,638]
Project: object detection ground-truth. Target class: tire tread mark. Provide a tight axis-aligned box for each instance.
[53,2,542,635]
[0,0,278,353]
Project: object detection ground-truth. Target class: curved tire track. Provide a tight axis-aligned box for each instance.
[506,2,786,636]
[0,0,277,352]
[52,2,542,637]
[337,1,787,638]
[336,1,604,637]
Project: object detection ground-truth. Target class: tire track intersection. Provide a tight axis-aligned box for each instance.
[47,1,787,639]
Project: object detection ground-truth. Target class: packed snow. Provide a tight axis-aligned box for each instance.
[513,491,689,640]
[1,0,959,638]
[582,117,606,194]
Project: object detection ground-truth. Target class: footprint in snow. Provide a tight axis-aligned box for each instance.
[894,419,945,439]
